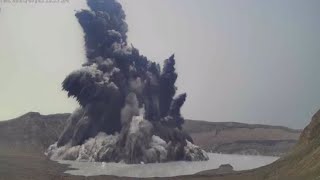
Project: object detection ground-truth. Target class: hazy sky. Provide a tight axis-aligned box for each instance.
[1,0,320,129]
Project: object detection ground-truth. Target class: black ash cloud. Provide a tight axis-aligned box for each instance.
[46,0,208,164]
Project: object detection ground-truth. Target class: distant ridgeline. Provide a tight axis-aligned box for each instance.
[0,112,299,157]
[45,0,208,163]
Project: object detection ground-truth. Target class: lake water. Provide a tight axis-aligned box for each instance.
[58,153,278,178]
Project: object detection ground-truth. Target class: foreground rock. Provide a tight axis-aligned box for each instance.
[197,164,234,175]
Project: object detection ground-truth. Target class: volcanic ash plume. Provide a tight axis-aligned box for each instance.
[46,0,208,164]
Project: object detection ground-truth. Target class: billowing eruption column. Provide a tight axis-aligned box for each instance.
[46,0,208,164]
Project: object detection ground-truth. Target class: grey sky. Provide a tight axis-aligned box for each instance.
[1,0,320,128]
